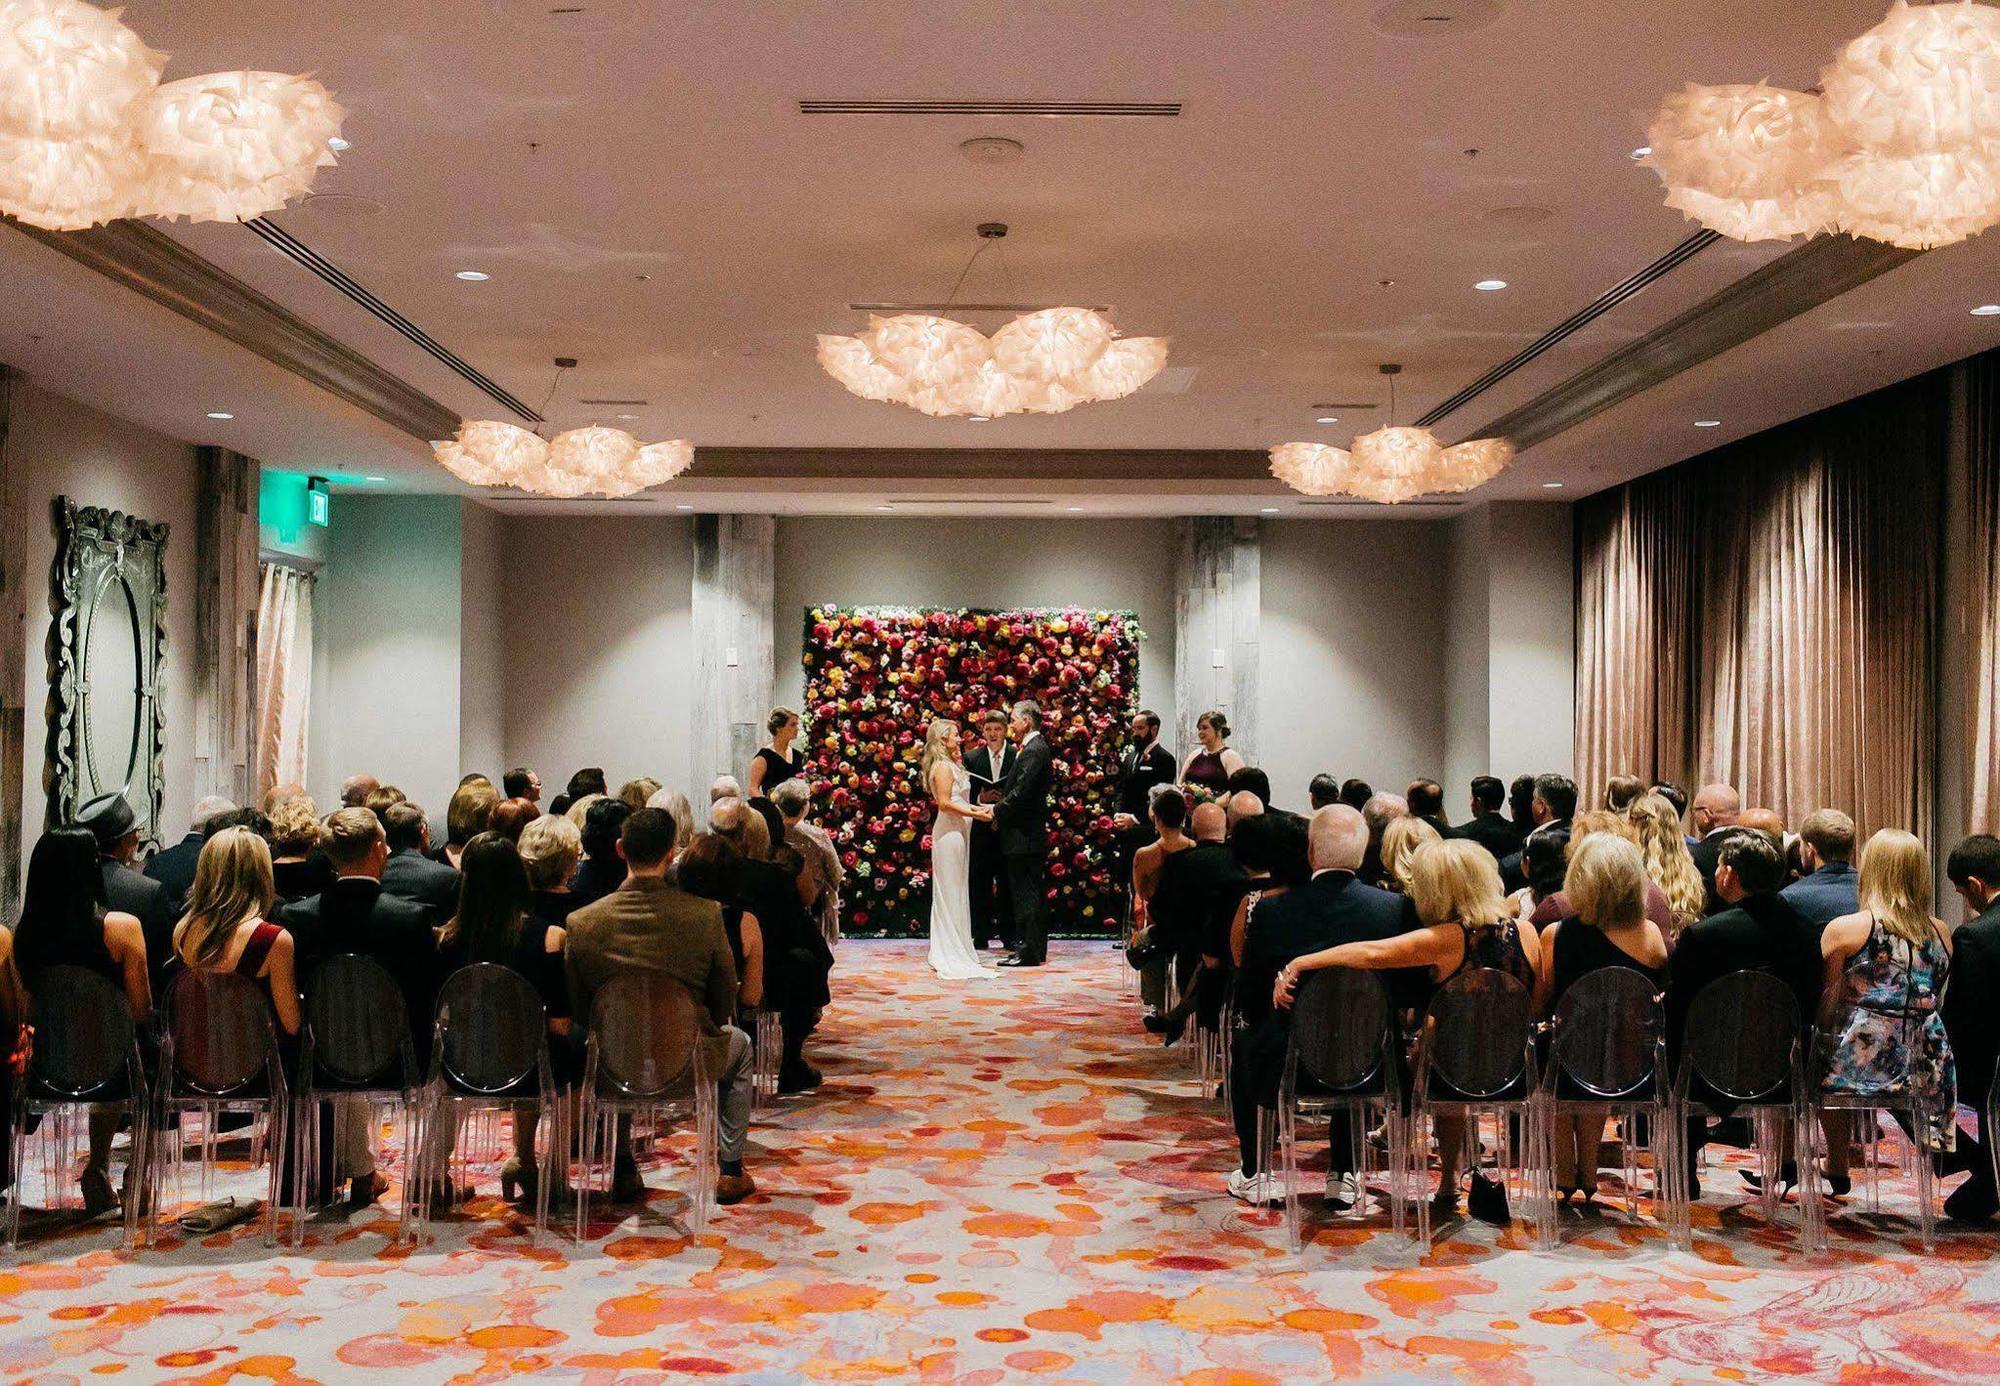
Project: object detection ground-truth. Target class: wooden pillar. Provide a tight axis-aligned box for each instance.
[1173,516,1261,768]
[691,514,776,789]
[192,446,260,811]
[0,368,23,925]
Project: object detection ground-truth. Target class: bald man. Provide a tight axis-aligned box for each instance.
[1227,805,1418,1208]
[1226,792,1266,834]
[1143,801,1242,1038]
[1738,807,1785,838]
[1689,783,1743,915]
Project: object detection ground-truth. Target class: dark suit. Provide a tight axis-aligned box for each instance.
[1944,900,2000,1213]
[1666,891,1822,1104]
[965,743,1018,948]
[994,732,1054,964]
[738,857,833,1076]
[1231,870,1418,1173]
[1780,861,1859,931]
[1690,831,1731,916]
[1115,741,1178,926]
[102,858,175,994]
[1499,817,1570,895]
[280,877,442,1058]
[1453,811,1524,862]
[381,848,460,921]
[143,833,204,910]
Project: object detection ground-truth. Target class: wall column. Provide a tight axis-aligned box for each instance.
[692,514,776,788]
[193,446,260,811]
[1173,516,1261,766]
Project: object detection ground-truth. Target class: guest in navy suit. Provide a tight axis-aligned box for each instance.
[1780,808,1860,929]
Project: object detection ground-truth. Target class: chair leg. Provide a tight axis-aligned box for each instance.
[1281,1101,1300,1253]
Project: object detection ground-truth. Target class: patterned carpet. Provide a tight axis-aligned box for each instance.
[3,939,1999,1383]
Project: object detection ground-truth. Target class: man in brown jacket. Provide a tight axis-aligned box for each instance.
[565,806,756,1205]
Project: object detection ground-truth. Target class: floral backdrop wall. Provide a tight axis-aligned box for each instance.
[802,606,1143,937]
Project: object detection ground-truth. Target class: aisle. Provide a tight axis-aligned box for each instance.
[2,940,1998,1381]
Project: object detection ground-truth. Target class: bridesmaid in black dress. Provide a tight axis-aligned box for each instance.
[1181,710,1245,796]
[748,706,807,797]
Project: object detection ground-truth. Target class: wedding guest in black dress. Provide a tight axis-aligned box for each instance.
[268,795,335,904]
[748,706,807,797]
[517,813,582,926]
[677,833,766,1020]
[569,797,632,912]
[1181,710,1244,797]
[13,828,154,1215]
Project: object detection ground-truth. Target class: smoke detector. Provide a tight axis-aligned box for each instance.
[960,136,1025,165]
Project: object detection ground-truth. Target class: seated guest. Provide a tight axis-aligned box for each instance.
[1278,838,1544,1224]
[648,788,698,857]
[1650,780,1691,826]
[1782,809,1860,929]
[1817,829,1954,1197]
[677,833,765,1016]
[1407,779,1452,838]
[1739,807,1788,843]
[518,813,583,925]
[1225,791,1264,836]
[1666,828,1821,1191]
[279,808,440,1031]
[380,803,461,920]
[340,774,380,809]
[1687,783,1743,912]
[571,796,633,911]
[1603,774,1647,813]
[75,792,176,994]
[749,706,807,798]
[1508,774,1539,836]
[488,797,540,844]
[773,778,843,945]
[1182,710,1245,795]
[1499,773,1578,892]
[14,828,154,1214]
[1454,775,1524,861]
[1525,812,1671,936]
[564,807,756,1204]
[438,833,573,1204]
[1143,802,1241,1041]
[1357,793,1408,889]
[1228,805,1414,1207]
[618,778,662,810]
[746,796,788,861]
[1308,773,1341,810]
[1338,778,1373,813]
[713,796,830,1091]
[1131,784,1193,1014]
[1942,834,2000,1221]
[1627,793,1704,941]
[1531,835,1668,1208]
[565,767,609,803]
[268,795,335,904]
[363,785,408,820]
[564,792,604,831]
[1510,826,1572,937]
[144,795,236,907]
[502,766,542,806]
[439,779,499,870]
[1225,766,1273,813]
[1378,814,1440,895]
[709,775,743,804]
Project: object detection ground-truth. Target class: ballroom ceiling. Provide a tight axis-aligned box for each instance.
[3,0,1998,515]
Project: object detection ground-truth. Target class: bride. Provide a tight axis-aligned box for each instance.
[923,718,995,979]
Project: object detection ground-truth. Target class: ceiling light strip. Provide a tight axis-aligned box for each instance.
[242,216,542,422]
[1413,230,1719,429]
[799,99,1180,117]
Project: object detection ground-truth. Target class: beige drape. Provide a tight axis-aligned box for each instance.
[1576,373,1942,842]
[1968,358,2000,835]
[255,563,314,799]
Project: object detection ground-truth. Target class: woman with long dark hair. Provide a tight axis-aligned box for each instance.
[14,828,152,1214]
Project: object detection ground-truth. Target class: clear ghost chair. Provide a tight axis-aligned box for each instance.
[1670,969,1822,1252]
[1533,966,1673,1249]
[8,966,149,1250]
[575,973,716,1239]
[152,969,292,1247]
[414,964,558,1237]
[1263,966,1408,1250]
[294,955,422,1246]
[1810,980,1946,1251]
[752,1009,782,1109]
[1411,967,1547,1245]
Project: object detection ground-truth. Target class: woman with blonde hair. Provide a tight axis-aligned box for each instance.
[1627,792,1705,938]
[647,788,697,854]
[1380,815,1441,894]
[267,794,333,903]
[1532,834,1668,1208]
[1526,809,1675,937]
[617,778,661,810]
[1277,838,1543,1224]
[1817,828,1956,1193]
[175,827,299,1038]
[922,719,993,979]
[749,706,806,796]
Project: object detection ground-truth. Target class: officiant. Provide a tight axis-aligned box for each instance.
[1112,709,1177,930]
[965,709,1016,951]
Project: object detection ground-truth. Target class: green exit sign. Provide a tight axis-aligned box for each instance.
[307,476,330,527]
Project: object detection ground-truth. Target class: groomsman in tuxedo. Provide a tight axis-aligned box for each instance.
[965,709,1018,950]
[995,701,1054,967]
[1111,709,1177,929]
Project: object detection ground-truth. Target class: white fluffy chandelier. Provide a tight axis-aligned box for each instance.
[1268,366,1514,504]
[431,360,695,499]
[817,224,1168,418]
[1646,1,2000,249]
[0,0,342,232]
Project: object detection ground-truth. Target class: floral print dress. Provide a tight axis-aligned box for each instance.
[1820,915,1956,1150]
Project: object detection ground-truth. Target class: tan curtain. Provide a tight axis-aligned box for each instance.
[255,563,314,799]
[1968,358,2000,834]
[1576,374,1942,841]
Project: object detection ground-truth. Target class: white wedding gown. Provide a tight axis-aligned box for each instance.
[928,763,992,980]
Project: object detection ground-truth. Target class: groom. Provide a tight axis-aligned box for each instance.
[994,700,1054,968]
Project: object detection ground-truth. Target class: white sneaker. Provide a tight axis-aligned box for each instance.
[1327,1172,1362,1212]
[1227,1170,1284,1207]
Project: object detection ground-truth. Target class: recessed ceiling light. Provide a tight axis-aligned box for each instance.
[1066,505,1084,512]
[327,136,350,152]
[1474,279,1509,292]
[206,411,233,419]
[454,269,490,281]
[1315,415,1339,424]
[1260,506,1280,513]
[615,413,638,421]
[1694,419,1722,428]
[1973,304,2000,316]
[875,504,893,512]
[674,503,693,511]
[968,416,990,423]
[1542,481,1565,489]
[1630,145,1652,160]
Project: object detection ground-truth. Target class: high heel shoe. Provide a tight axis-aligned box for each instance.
[1143,1012,1188,1046]
[80,1167,117,1218]
[1739,1161,1799,1197]
[499,1157,537,1205]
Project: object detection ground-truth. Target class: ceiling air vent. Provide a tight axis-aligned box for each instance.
[800,99,1180,118]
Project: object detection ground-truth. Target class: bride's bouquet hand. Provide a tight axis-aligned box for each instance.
[969,804,994,822]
